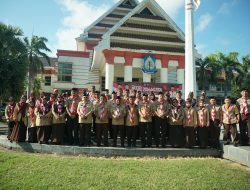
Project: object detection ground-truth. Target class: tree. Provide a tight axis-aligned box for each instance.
[24,35,51,97]
[208,52,241,96]
[196,57,220,91]
[0,22,27,100]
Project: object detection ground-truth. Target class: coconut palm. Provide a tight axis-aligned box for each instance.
[208,52,241,96]
[24,35,51,97]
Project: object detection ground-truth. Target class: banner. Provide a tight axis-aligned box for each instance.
[113,82,182,96]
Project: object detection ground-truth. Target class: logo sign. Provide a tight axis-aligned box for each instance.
[142,55,157,74]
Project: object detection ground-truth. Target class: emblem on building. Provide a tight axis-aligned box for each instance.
[142,55,157,74]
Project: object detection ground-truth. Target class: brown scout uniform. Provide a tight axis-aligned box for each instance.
[197,107,210,148]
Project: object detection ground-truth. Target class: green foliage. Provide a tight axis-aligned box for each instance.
[0,22,27,101]
[0,150,250,190]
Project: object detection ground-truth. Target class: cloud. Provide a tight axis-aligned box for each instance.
[195,13,212,32]
[218,0,238,15]
[55,0,184,53]
[55,0,111,53]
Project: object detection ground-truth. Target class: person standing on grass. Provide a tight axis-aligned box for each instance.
[126,96,139,147]
[237,88,250,146]
[169,99,185,148]
[95,94,109,147]
[139,93,154,148]
[154,92,170,148]
[35,92,52,144]
[5,97,16,140]
[197,100,210,148]
[9,95,28,142]
[27,99,37,143]
[208,96,222,148]
[65,88,81,145]
[107,91,117,140]
[222,96,240,146]
[111,96,126,147]
[183,98,198,148]
[77,93,93,146]
[51,95,66,145]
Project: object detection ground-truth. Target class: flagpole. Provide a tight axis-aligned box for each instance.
[185,0,197,99]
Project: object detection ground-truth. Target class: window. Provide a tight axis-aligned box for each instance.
[116,77,124,82]
[44,76,51,86]
[132,78,139,82]
[58,63,72,82]
[101,77,105,91]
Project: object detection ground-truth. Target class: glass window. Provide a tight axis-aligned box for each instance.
[58,75,72,82]
[116,77,124,82]
[58,63,72,69]
[58,70,72,75]
[44,76,51,86]
[132,78,139,82]
[101,77,105,91]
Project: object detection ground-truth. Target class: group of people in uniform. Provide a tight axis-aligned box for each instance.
[4,86,250,148]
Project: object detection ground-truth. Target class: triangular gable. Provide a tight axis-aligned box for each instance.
[100,0,185,45]
[83,0,139,33]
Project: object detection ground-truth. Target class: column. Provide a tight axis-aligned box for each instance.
[160,68,168,83]
[124,66,132,82]
[143,73,151,83]
[124,54,133,82]
[185,0,196,99]
[160,55,169,83]
[177,68,185,95]
[105,63,114,91]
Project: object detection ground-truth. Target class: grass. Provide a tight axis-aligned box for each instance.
[0,148,249,190]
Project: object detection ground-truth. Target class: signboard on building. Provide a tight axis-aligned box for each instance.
[113,82,182,96]
[142,55,157,74]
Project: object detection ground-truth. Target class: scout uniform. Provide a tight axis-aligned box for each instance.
[125,104,139,147]
[154,101,171,147]
[197,107,210,148]
[95,101,109,146]
[27,103,37,143]
[169,105,185,147]
[237,97,250,145]
[222,103,239,145]
[10,101,28,142]
[183,107,198,147]
[35,98,52,144]
[5,101,16,140]
[51,100,66,145]
[77,100,93,146]
[111,103,126,147]
[65,95,81,144]
[207,104,222,148]
[139,101,154,147]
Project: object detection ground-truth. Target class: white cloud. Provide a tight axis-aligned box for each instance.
[55,0,184,53]
[218,0,238,15]
[55,0,111,52]
[195,13,212,32]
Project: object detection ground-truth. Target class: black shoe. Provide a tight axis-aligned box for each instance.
[224,141,230,145]
[233,142,238,147]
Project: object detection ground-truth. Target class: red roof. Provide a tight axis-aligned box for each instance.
[57,50,90,58]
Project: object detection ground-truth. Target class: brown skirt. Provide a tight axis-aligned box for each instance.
[9,121,27,142]
[52,123,65,144]
[169,125,185,147]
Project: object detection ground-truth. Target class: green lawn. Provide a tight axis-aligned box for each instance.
[0,148,249,190]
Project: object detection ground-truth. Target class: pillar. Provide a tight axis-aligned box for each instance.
[105,63,114,91]
[160,55,169,83]
[143,73,151,83]
[124,53,133,82]
[185,0,196,99]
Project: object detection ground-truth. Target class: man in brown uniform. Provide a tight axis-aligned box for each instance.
[125,96,139,147]
[139,94,154,148]
[197,100,210,148]
[222,96,240,146]
[77,93,93,146]
[65,88,81,145]
[107,91,117,139]
[208,96,222,148]
[111,96,126,147]
[183,98,198,148]
[237,88,250,146]
[95,94,109,147]
[154,92,170,147]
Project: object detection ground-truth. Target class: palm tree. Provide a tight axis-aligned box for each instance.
[24,35,51,97]
[195,57,220,91]
[0,23,27,100]
[208,52,241,96]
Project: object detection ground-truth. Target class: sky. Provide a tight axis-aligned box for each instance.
[1,0,250,58]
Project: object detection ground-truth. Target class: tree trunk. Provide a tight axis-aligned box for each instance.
[27,70,31,98]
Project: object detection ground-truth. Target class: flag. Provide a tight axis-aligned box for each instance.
[193,0,200,10]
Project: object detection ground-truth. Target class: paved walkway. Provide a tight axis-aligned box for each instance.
[0,122,7,135]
